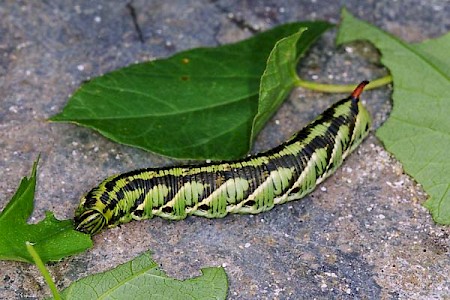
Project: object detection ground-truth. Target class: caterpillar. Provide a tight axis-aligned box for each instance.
[75,81,371,235]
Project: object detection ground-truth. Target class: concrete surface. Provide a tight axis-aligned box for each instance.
[0,0,449,299]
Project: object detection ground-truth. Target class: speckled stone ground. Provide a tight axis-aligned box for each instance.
[1,1,449,299]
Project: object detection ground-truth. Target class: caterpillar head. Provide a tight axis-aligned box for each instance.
[74,193,108,235]
[74,207,107,235]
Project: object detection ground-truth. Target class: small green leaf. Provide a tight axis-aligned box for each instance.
[337,9,450,224]
[0,158,92,263]
[51,22,332,160]
[56,251,227,300]
[251,28,306,140]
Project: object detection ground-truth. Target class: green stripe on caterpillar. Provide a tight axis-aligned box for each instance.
[75,81,371,235]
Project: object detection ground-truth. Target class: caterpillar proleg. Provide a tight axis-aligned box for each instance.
[75,81,371,234]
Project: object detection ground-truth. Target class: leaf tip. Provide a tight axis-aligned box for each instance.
[340,7,350,16]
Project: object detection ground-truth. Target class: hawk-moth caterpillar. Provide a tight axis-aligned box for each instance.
[75,81,371,234]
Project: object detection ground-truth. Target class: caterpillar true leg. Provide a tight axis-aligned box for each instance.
[75,81,371,235]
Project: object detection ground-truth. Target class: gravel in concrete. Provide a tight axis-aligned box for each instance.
[1,1,449,299]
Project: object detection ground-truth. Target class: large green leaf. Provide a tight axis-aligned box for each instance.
[51,22,332,160]
[337,9,450,224]
[55,251,227,300]
[0,158,92,263]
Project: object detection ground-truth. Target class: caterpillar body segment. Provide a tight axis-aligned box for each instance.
[75,81,371,235]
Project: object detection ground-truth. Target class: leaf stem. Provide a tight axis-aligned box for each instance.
[294,74,392,93]
[25,242,61,300]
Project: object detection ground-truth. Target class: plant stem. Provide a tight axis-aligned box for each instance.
[294,74,392,93]
[25,242,62,300]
